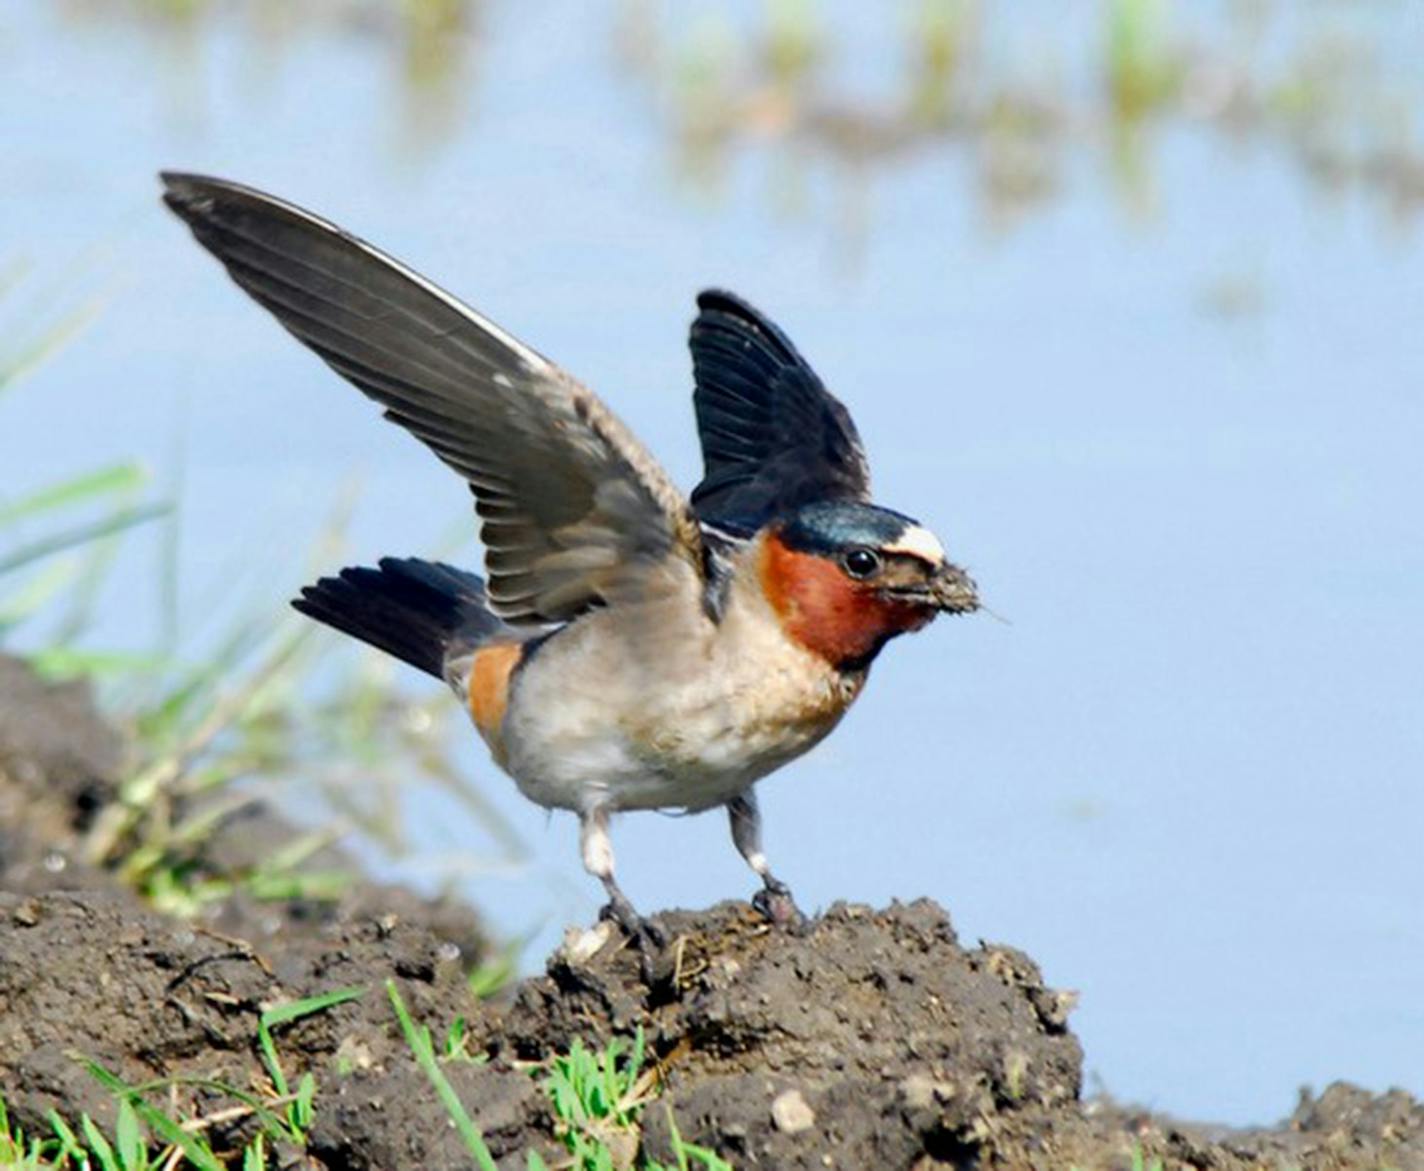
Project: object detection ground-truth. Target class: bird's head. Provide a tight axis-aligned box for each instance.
[757,500,978,671]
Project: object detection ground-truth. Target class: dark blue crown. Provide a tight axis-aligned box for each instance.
[776,500,919,556]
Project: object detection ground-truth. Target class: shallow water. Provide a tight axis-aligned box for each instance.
[3,2,1422,1125]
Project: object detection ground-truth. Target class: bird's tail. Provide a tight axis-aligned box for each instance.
[292,557,507,680]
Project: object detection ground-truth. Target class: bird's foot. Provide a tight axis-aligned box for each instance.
[598,892,669,982]
[598,892,668,946]
[752,877,806,931]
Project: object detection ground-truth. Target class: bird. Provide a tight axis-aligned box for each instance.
[160,172,979,937]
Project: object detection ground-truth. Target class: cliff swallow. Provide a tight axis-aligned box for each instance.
[161,173,978,935]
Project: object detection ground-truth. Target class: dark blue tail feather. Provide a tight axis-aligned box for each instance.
[293,557,504,678]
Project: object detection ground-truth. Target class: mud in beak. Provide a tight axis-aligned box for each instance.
[930,563,979,615]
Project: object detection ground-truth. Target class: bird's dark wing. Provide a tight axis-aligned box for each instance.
[688,289,871,535]
[162,172,704,624]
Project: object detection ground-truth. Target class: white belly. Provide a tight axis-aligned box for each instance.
[489,588,862,815]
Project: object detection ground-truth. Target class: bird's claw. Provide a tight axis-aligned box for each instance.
[752,880,806,930]
[599,894,668,953]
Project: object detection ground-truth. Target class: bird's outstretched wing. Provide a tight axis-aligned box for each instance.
[162,172,704,625]
[688,289,871,535]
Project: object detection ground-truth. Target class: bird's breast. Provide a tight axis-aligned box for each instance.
[482,586,865,813]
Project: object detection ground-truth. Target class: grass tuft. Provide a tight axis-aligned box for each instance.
[532,1030,733,1171]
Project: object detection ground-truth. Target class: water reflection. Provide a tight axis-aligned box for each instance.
[51,0,484,156]
[35,3,1424,228]
[620,1,1424,230]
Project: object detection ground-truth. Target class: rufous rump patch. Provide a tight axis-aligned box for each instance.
[468,642,523,743]
[759,532,934,669]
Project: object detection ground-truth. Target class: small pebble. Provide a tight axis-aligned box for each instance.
[335,1035,375,1073]
[771,1088,815,1134]
[562,920,614,965]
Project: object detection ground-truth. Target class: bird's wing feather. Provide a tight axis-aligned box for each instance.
[689,289,871,534]
[161,172,703,624]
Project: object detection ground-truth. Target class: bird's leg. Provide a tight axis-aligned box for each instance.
[728,791,804,927]
[580,806,666,949]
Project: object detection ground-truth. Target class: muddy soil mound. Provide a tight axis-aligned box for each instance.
[1,654,1420,1169]
[0,889,1092,1168]
[510,902,1082,1167]
[6,890,1422,1170]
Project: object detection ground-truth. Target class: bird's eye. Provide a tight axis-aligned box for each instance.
[843,548,881,579]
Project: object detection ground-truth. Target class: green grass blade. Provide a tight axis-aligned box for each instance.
[602,1039,620,1120]
[257,987,364,1098]
[386,980,497,1171]
[664,1106,733,1171]
[77,1062,136,1098]
[0,293,101,397]
[50,500,142,647]
[114,1099,142,1170]
[0,558,77,630]
[257,1028,286,1098]
[123,1100,220,1171]
[260,986,365,1030]
[46,1109,87,1162]
[244,868,350,903]
[294,1073,316,1131]
[76,1063,221,1171]
[27,648,170,681]
[0,463,149,526]
[80,1114,120,1171]
[0,502,169,577]
[77,1062,295,1144]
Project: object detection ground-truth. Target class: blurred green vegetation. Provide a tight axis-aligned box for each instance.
[38,2,1424,225]
[0,266,168,669]
[1,271,527,920]
[1106,0,1181,122]
[53,0,483,155]
[616,0,1424,228]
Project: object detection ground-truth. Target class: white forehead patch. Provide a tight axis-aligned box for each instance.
[883,524,945,565]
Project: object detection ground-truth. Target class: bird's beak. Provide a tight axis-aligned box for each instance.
[930,562,979,615]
